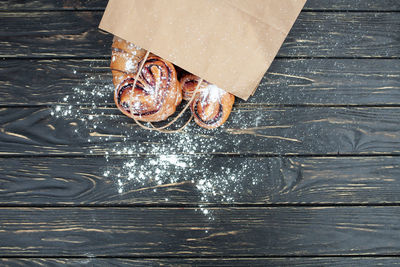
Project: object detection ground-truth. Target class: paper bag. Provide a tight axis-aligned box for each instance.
[99,0,306,100]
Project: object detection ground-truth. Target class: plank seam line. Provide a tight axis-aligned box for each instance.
[0,9,105,12]
[1,9,399,13]
[1,154,400,159]
[1,203,400,208]
[0,154,400,159]
[275,56,400,60]
[0,56,110,60]
[1,255,400,259]
[3,104,400,108]
[2,56,400,60]
[302,10,400,13]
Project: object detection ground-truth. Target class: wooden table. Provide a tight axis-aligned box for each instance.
[1,0,400,266]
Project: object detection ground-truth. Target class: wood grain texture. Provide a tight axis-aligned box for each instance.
[1,0,399,11]
[0,0,108,10]
[1,156,400,205]
[1,58,400,106]
[0,207,400,256]
[305,0,400,11]
[2,257,400,267]
[0,12,108,58]
[1,12,400,58]
[1,106,400,155]
[1,1,399,263]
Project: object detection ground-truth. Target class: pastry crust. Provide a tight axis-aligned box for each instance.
[114,56,182,122]
[180,74,235,129]
[110,37,147,87]
[111,37,182,122]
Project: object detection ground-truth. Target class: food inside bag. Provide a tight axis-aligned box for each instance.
[110,37,235,130]
[100,0,307,100]
[180,75,235,129]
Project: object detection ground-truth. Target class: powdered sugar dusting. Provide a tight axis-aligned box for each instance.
[204,84,224,103]
[50,66,263,220]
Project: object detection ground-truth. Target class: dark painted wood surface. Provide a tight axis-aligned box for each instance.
[1,12,400,58]
[0,156,400,205]
[2,257,400,267]
[1,207,400,256]
[1,58,400,106]
[1,0,400,265]
[1,0,399,11]
[1,106,400,155]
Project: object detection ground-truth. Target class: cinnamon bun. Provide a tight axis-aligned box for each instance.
[114,56,182,122]
[180,74,235,129]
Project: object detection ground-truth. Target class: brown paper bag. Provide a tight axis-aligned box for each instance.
[99,0,306,100]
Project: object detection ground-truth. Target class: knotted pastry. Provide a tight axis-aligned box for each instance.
[110,37,147,87]
[114,55,182,122]
[110,36,182,122]
[180,74,235,129]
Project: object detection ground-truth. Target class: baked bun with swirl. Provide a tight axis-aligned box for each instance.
[180,74,235,129]
[114,55,182,122]
[110,37,147,87]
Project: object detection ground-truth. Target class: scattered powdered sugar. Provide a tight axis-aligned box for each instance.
[158,154,187,167]
[203,84,224,103]
[128,42,141,50]
[50,65,265,220]
[104,153,264,219]
[124,55,139,73]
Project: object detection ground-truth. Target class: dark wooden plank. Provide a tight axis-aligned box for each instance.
[1,12,400,58]
[0,0,108,10]
[0,59,110,106]
[0,12,109,58]
[1,156,400,205]
[0,207,399,256]
[1,106,399,156]
[305,0,400,11]
[2,58,400,106]
[281,12,400,58]
[2,0,399,11]
[2,257,400,266]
